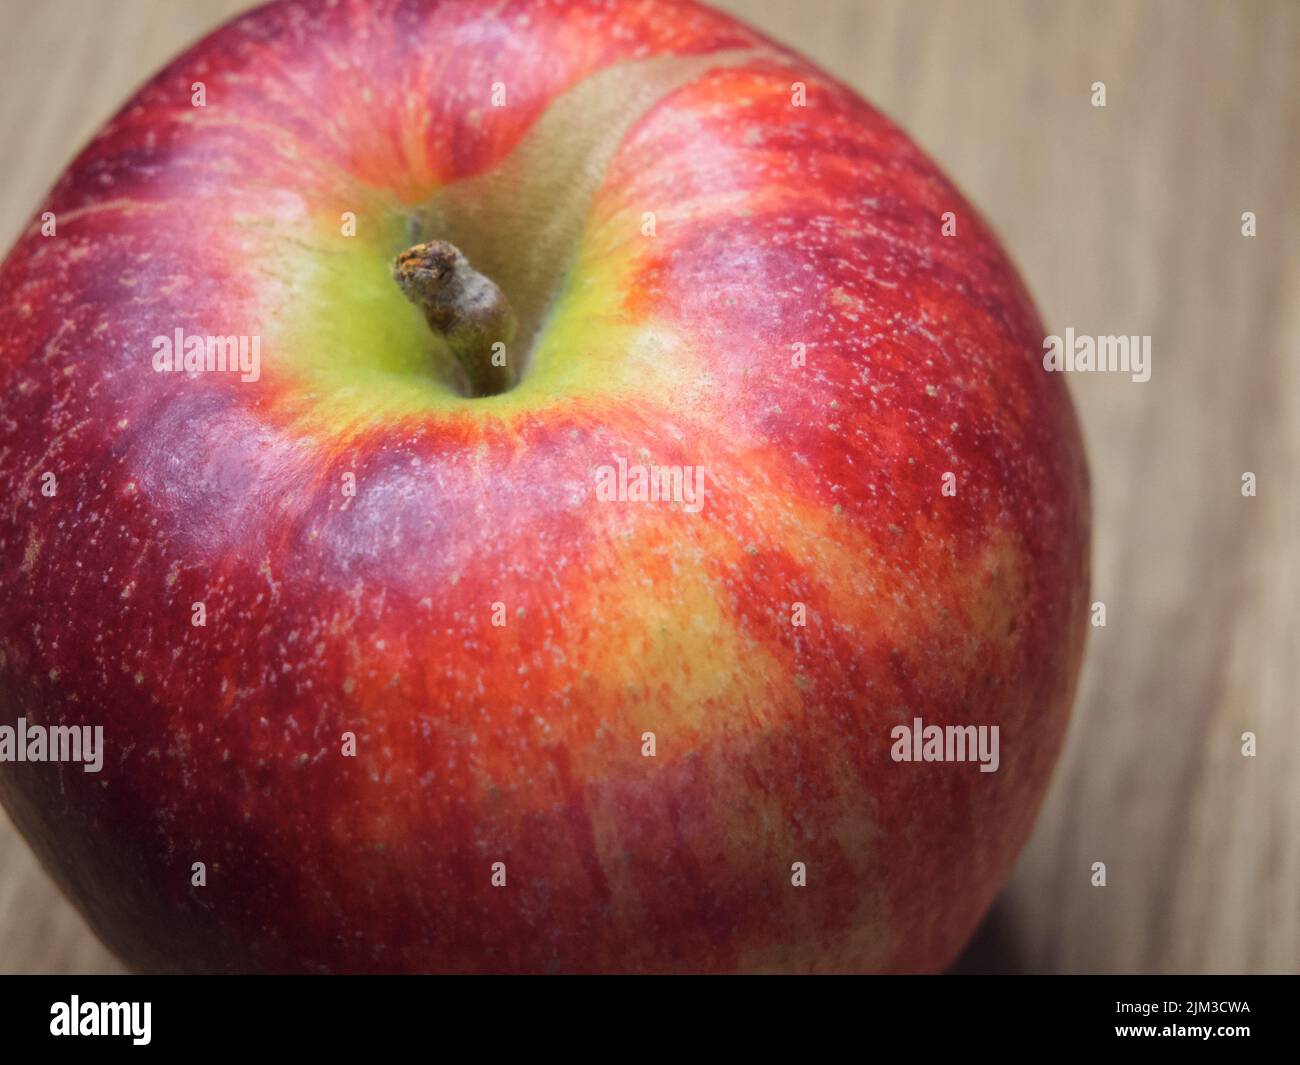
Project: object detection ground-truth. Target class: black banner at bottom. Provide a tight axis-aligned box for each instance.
[0,974,1291,1053]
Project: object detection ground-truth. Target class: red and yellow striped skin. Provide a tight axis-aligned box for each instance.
[0,0,1088,972]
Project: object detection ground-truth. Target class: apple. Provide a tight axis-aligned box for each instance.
[0,0,1089,973]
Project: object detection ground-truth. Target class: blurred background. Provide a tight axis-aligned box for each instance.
[0,0,1296,973]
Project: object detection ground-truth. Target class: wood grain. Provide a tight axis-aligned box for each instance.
[0,0,1295,974]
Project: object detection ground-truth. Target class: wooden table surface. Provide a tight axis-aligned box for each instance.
[1,0,1295,974]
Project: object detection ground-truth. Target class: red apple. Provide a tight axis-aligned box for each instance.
[0,0,1089,973]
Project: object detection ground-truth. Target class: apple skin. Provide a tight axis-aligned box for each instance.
[0,0,1089,973]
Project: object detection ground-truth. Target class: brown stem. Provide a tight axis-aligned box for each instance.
[390,240,518,396]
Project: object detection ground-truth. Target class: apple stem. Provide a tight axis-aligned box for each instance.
[391,240,518,396]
